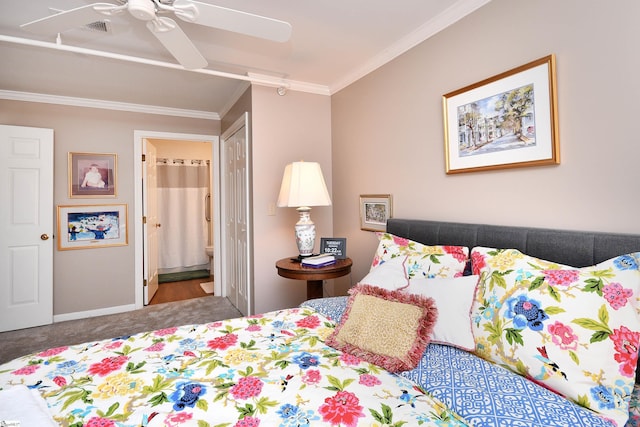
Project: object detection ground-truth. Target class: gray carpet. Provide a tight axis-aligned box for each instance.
[0,296,242,364]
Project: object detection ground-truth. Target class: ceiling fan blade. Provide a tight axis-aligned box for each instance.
[147,17,208,69]
[172,0,292,43]
[20,3,122,35]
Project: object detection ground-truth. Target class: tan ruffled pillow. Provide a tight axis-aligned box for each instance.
[325,284,438,372]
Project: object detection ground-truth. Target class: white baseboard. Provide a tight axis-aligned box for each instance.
[53,304,137,323]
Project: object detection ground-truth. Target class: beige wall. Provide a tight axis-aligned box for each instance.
[331,0,640,292]
[0,99,218,316]
[251,85,334,313]
[222,86,252,133]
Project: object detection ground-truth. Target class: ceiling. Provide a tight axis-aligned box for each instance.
[0,0,490,117]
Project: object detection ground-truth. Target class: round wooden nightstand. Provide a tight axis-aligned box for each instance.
[276,257,353,300]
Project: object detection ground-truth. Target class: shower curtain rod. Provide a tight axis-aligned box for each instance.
[157,158,210,165]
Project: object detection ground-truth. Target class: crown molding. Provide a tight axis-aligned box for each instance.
[329,0,492,94]
[0,90,220,120]
[247,73,331,96]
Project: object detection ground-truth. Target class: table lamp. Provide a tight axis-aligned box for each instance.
[277,161,331,257]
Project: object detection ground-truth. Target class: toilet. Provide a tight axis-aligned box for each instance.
[200,245,214,294]
[205,245,214,262]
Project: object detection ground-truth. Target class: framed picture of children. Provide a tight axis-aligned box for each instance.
[68,152,117,198]
[57,204,128,250]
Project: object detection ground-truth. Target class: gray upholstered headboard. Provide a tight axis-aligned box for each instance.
[387,219,640,268]
[386,218,640,382]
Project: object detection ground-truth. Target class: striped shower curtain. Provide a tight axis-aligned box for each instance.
[156,158,210,274]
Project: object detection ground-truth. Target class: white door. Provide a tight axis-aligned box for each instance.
[143,141,159,304]
[0,125,53,332]
[221,113,251,315]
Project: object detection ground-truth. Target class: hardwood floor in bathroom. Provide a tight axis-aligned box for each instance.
[149,276,213,305]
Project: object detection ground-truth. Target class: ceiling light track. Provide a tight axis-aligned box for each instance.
[1,34,280,87]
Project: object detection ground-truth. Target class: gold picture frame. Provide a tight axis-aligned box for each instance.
[68,152,117,197]
[57,204,128,250]
[443,54,559,174]
[359,194,392,232]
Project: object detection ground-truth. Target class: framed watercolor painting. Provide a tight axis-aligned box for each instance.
[68,152,117,197]
[359,194,392,232]
[57,204,128,250]
[443,54,559,174]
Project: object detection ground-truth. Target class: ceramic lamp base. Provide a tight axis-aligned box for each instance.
[295,207,315,257]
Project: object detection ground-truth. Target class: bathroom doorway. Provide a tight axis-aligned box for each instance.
[140,134,218,305]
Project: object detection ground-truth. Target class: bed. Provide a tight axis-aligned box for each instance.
[1,218,639,427]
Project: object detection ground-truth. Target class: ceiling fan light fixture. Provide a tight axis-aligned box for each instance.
[128,0,157,21]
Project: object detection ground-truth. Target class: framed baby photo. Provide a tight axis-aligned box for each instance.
[68,152,117,198]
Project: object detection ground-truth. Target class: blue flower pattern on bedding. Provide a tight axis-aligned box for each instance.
[302,297,627,427]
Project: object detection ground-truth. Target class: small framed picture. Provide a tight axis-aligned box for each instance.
[57,204,128,250]
[359,194,392,232]
[69,152,117,198]
[320,237,347,259]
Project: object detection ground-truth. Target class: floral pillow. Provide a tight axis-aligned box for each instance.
[325,284,438,372]
[470,247,640,427]
[371,233,468,279]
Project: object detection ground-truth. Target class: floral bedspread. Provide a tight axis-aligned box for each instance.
[0,307,469,427]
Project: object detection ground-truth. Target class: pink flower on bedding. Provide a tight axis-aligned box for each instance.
[85,417,116,427]
[444,246,467,262]
[339,353,361,366]
[246,324,261,332]
[296,315,320,329]
[11,364,40,376]
[547,321,578,350]
[610,326,640,377]
[103,341,123,350]
[154,327,178,336]
[37,346,68,357]
[471,251,486,275]
[603,282,634,310]
[53,376,67,387]
[302,369,321,385]
[164,411,193,426]
[207,333,238,351]
[358,374,381,387]
[230,376,263,400]
[392,236,409,246]
[88,355,129,377]
[371,255,382,268]
[542,269,579,287]
[145,342,165,352]
[318,390,365,427]
[234,416,260,427]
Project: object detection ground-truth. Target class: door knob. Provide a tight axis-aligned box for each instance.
[156,223,162,228]
[41,233,49,240]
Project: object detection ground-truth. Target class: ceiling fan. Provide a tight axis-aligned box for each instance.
[20,0,292,70]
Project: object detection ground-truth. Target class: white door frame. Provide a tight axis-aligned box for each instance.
[133,130,220,308]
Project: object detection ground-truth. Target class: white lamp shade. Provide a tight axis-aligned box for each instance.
[277,161,331,208]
